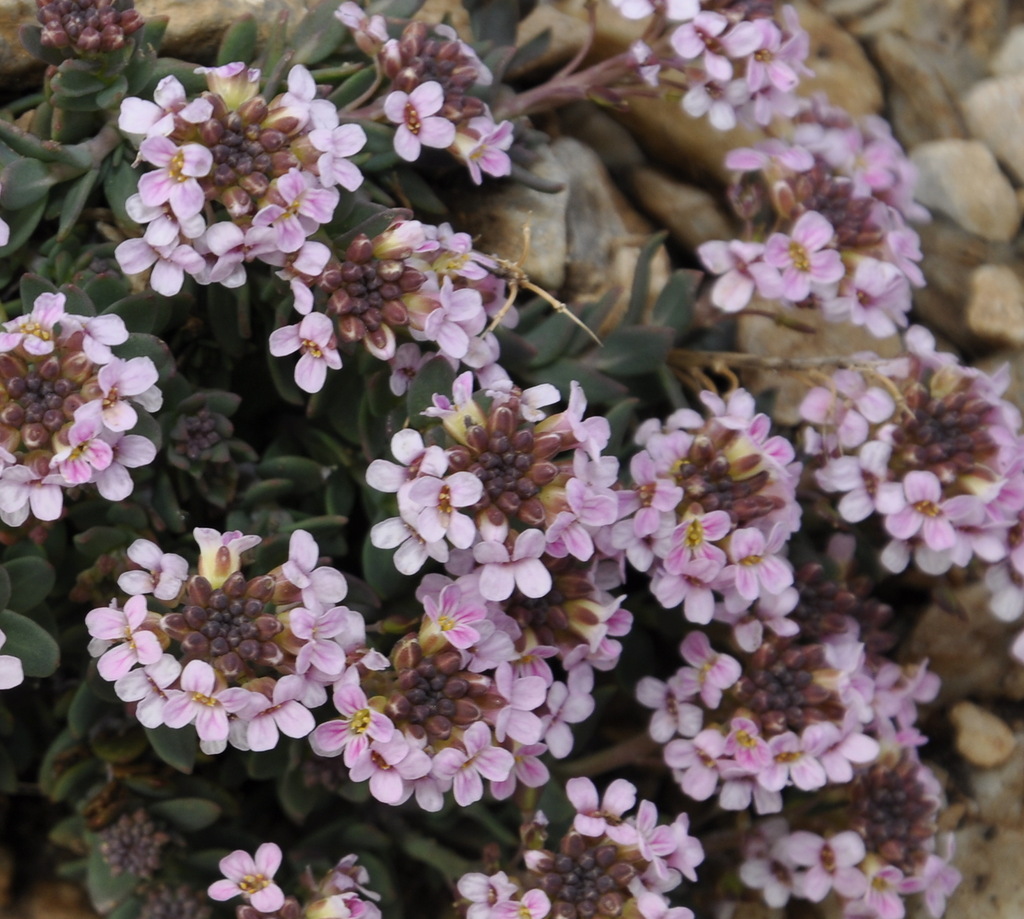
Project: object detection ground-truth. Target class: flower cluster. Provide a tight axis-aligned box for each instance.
[86,527,360,753]
[608,0,811,130]
[0,290,160,524]
[638,528,959,917]
[801,328,1024,604]
[613,388,801,626]
[698,97,926,337]
[351,10,515,183]
[456,777,703,919]
[37,0,143,55]
[115,61,366,297]
[272,218,506,391]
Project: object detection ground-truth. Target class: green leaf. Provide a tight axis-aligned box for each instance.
[0,745,16,794]
[0,566,11,611]
[103,156,144,225]
[328,67,377,109]
[87,840,138,912]
[18,23,66,66]
[401,834,474,880]
[57,168,100,241]
[0,194,46,259]
[68,678,110,738]
[0,609,58,677]
[407,355,455,422]
[463,0,523,46]
[291,0,347,65]
[144,724,197,774]
[217,15,259,65]
[149,797,222,832]
[241,478,295,508]
[0,117,89,167]
[625,232,668,325]
[101,291,171,335]
[651,268,699,333]
[0,157,60,209]
[257,455,325,489]
[593,326,673,377]
[387,166,448,215]
[5,555,56,610]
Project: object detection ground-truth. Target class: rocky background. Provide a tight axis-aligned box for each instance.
[1,0,1023,916]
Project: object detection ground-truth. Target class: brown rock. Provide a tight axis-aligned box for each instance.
[734,308,902,426]
[629,166,734,252]
[950,701,1017,768]
[510,4,590,81]
[910,140,1019,241]
[906,582,1024,705]
[449,144,569,291]
[873,32,968,147]
[963,73,1024,184]
[991,24,1024,76]
[966,265,1024,348]
[965,727,1024,828]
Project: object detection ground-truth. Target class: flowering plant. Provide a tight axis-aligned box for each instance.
[0,1,1006,919]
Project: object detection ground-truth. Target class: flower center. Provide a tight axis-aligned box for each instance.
[684,519,705,548]
[788,240,810,272]
[351,708,372,734]
[404,103,422,135]
[913,500,941,517]
[239,873,270,895]
[302,338,324,359]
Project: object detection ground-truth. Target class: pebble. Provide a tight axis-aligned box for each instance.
[966,265,1024,348]
[950,701,1017,768]
[629,167,734,252]
[911,140,1019,241]
[963,73,1024,184]
[991,24,1024,76]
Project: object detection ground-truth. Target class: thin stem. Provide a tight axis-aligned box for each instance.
[557,733,661,777]
[668,348,895,374]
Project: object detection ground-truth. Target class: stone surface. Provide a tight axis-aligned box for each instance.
[448,144,570,291]
[963,73,1024,184]
[906,582,1024,705]
[873,32,969,147]
[991,24,1024,76]
[510,4,590,80]
[966,265,1024,348]
[0,0,308,79]
[919,824,1024,919]
[910,140,1019,241]
[629,166,734,252]
[950,701,1017,768]
[966,726,1024,828]
[734,307,902,426]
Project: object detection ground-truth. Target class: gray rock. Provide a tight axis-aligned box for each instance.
[963,73,1024,184]
[910,140,1020,241]
[629,166,734,252]
[967,265,1024,347]
[991,24,1024,76]
[950,701,1017,769]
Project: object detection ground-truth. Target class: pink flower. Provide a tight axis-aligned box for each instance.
[473,530,552,602]
[282,529,348,610]
[567,776,637,841]
[636,674,702,742]
[291,605,350,676]
[253,169,340,253]
[383,82,456,161]
[763,211,844,302]
[723,716,772,772]
[454,116,514,185]
[112,654,181,727]
[309,123,367,191]
[433,721,514,806]
[492,890,551,919]
[697,240,782,312]
[82,356,162,431]
[162,659,233,742]
[723,526,793,603]
[137,137,212,220]
[348,733,432,805]
[193,527,260,588]
[676,631,741,708]
[663,729,729,799]
[310,678,394,766]
[115,237,206,296]
[787,830,866,902]
[885,470,976,552]
[422,583,486,649]
[269,312,342,393]
[93,431,156,501]
[85,595,163,681]
[492,662,546,744]
[208,842,285,913]
[0,291,66,355]
[222,675,316,751]
[51,414,113,485]
[0,466,65,525]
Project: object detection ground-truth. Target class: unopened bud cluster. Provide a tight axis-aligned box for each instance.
[37,0,142,55]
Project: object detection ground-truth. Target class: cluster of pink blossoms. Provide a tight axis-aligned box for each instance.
[87,527,367,754]
[271,218,508,394]
[613,388,801,628]
[210,843,381,919]
[800,327,1024,651]
[455,777,703,919]
[338,5,514,184]
[0,290,160,525]
[698,97,926,338]
[611,0,811,130]
[115,60,366,298]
